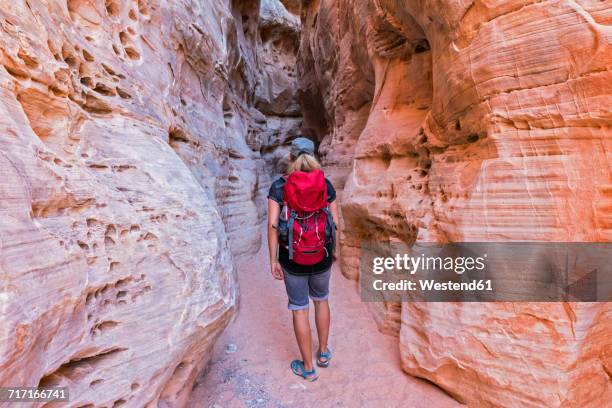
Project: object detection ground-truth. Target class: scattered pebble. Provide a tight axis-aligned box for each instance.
[225,343,237,354]
[289,382,306,390]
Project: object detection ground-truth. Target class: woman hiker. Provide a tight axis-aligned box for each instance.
[267,137,340,382]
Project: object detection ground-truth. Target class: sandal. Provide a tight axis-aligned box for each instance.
[316,348,332,368]
[291,360,318,382]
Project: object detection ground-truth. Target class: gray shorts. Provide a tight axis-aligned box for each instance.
[282,268,331,311]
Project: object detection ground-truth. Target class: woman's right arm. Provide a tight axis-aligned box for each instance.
[267,198,283,280]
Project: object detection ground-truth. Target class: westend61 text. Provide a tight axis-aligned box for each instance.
[373,279,493,292]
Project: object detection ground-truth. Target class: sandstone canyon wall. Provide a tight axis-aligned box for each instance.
[0,0,300,406]
[298,0,611,406]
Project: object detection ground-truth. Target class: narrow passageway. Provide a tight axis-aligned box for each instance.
[187,227,462,408]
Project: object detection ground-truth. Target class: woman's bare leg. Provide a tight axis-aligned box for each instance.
[314,300,330,355]
[292,308,313,371]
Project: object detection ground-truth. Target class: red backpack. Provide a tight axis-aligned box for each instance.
[280,169,336,265]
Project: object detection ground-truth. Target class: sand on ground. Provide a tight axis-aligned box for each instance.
[187,233,463,408]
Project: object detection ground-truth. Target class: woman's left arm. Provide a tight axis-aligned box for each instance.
[267,198,284,280]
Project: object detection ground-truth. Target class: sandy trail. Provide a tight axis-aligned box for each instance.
[187,233,462,408]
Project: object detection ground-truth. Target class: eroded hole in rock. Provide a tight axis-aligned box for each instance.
[381,151,392,169]
[90,378,103,387]
[414,38,430,53]
[61,44,80,68]
[168,126,198,149]
[112,398,127,407]
[467,133,479,143]
[17,48,39,68]
[124,46,140,60]
[47,39,61,60]
[4,65,29,80]
[81,94,113,114]
[101,63,119,76]
[82,49,95,62]
[93,83,116,96]
[119,31,129,46]
[105,0,119,16]
[91,320,120,336]
[38,348,127,387]
[373,26,408,58]
[116,87,131,99]
[137,0,148,15]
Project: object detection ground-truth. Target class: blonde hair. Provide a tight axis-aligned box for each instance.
[287,153,321,174]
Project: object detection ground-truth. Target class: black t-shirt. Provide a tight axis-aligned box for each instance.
[267,176,336,275]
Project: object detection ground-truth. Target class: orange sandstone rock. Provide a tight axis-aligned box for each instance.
[298,0,612,406]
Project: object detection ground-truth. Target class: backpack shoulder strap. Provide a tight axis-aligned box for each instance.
[280,175,288,204]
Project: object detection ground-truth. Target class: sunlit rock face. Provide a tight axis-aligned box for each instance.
[0,0,298,406]
[298,0,612,406]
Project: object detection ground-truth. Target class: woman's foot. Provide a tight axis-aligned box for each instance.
[291,360,318,382]
[316,348,332,367]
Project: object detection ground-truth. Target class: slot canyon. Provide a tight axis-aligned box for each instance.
[0,0,610,407]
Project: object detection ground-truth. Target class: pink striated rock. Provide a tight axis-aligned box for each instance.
[0,0,300,406]
[298,0,612,406]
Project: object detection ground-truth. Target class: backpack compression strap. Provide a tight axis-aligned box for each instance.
[288,209,296,260]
